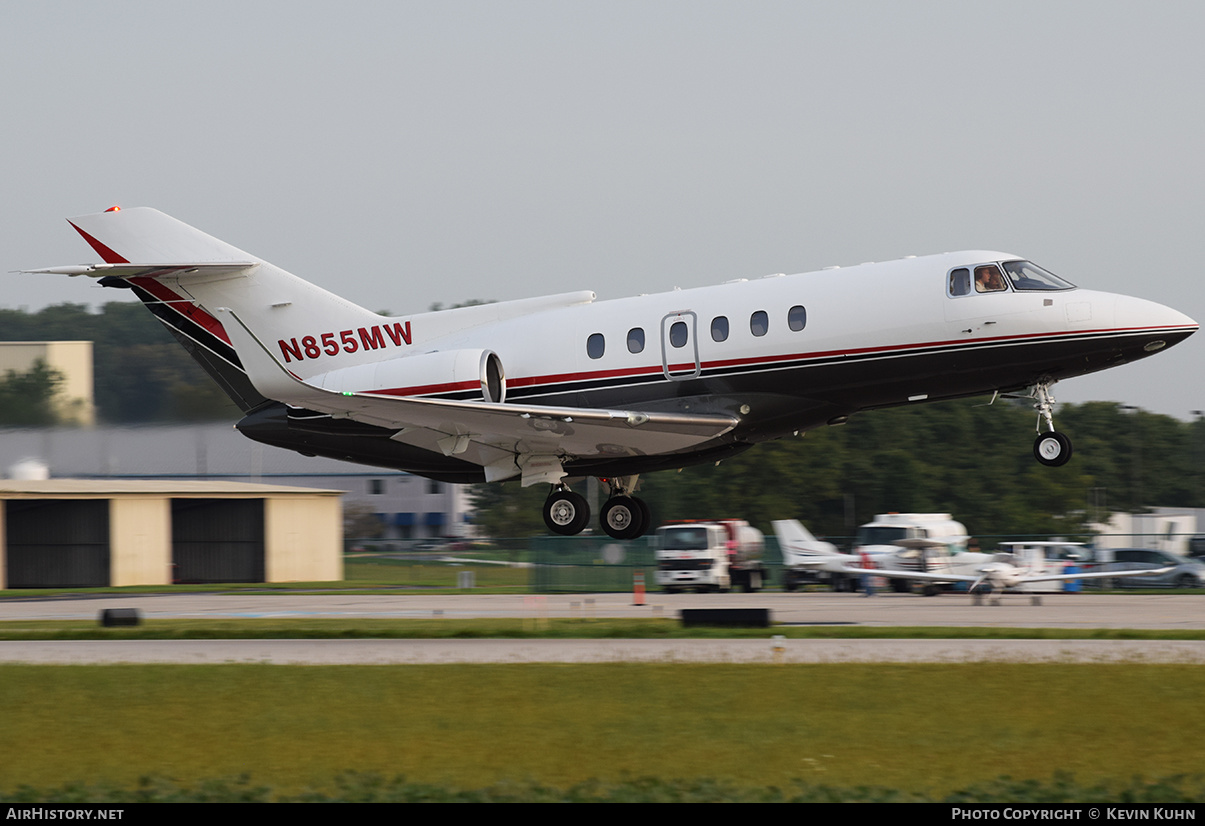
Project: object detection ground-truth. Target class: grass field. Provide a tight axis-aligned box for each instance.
[2,554,1202,800]
[2,662,1203,800]
[2,618,1205,640]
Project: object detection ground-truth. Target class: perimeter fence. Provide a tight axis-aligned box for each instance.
[523,532,1204,594]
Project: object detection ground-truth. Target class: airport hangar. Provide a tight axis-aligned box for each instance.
[0,422,475,543]
[0,479,342,589]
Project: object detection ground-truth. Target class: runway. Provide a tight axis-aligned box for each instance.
[3,590,1203,628]
[1,591,1202,664]
[1,637,1203,664]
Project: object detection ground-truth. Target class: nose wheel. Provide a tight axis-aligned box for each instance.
[1034,431,1072,466]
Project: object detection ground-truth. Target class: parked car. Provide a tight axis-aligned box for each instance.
[1103,549,1205,589]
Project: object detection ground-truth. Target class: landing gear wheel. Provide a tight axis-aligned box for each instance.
[743,569,763,593]
[633,497,652,537]
[1033,431,1072,467]
[601,496,646,539]
[544,490,590,536]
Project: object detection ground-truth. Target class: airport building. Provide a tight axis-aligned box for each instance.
[0,478,342,588]
[0,341,95,426]
[0,422,475,542]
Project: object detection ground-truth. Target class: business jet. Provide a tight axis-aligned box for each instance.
[27,207,1198,539]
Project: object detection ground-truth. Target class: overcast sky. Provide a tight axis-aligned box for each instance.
[3,1,1202,418]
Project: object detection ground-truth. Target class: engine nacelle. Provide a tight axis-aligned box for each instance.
[307,348,506,402]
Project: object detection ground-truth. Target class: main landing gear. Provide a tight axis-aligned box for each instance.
[541,478,652,539]
[543,487,591,536]
[1027,378,1073,467]
[600,494,651,540]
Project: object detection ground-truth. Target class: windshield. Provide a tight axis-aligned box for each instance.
[1001,260,1076,291]
[856,526,908,546]
[658,527,711,551]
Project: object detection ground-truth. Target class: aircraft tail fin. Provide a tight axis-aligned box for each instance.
[771,519,841,561]
[31,207,406,412]
[67,206,256,265]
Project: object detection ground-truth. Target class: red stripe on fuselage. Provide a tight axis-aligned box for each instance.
[365,380,481,397]
[359,324,1194,399]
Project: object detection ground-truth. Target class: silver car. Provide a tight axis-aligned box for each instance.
[1103,549,1205,589]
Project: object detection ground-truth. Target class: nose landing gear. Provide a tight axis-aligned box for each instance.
[1034,430,1072,466]
[1027,378,1073,467]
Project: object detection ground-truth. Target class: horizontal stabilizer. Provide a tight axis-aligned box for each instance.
[24,262,257,278]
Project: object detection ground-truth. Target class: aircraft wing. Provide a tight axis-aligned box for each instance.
[839,566,977,583]
[839,565,1175,585]
[218,308,739,484]
[1003,566,1175,585]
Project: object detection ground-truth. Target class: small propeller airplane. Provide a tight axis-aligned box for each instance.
[838,545,1174,603]
[26,207,1198,539]
[772,519,852,590]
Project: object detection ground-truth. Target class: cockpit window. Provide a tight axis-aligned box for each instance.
[1002,260,1076,291]
[974,264,1008,293]
[949,268,971,296]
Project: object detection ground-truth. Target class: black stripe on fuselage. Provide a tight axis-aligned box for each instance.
[418,325,1192,404]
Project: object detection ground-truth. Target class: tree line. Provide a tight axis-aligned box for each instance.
[0,302,239,424]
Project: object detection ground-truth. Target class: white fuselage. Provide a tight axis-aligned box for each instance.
[44,208,1198,484]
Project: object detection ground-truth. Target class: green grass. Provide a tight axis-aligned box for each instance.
[1,663,1202,798]
[343,558,532,589]
[0,557,535,596]
[3,618,1205,640]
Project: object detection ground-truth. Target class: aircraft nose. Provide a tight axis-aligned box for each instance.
[1114,294,1198,353]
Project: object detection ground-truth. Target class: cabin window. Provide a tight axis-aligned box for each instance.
[787,305,807,331]
[949,268,971,296]
[669,321,689,348]
[711,316,729,342]
[974,265,1007,293]
[627,327,645,354]
[750,310,769,337]
[586,333,605,359]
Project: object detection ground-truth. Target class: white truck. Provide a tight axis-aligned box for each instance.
[852,512,973,593]
[655,520,767,593]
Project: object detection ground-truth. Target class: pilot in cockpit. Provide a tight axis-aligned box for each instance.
[974,265,1006,293]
